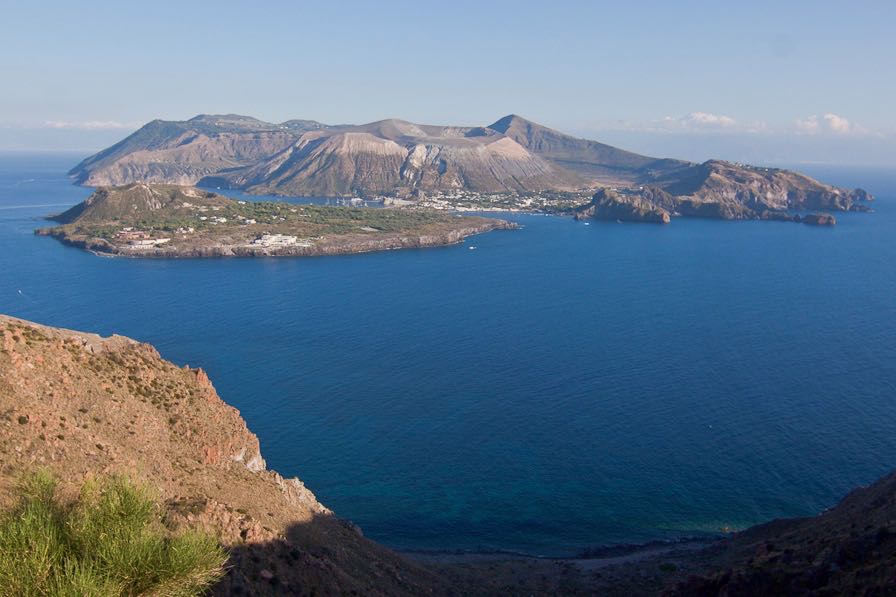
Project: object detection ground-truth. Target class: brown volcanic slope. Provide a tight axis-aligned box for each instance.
[71,113,696,196]
[222,118,581,197]
[70,115,324,187]
[488,114,692,184]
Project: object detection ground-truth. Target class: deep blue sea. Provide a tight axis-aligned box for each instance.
[2,152,895,556]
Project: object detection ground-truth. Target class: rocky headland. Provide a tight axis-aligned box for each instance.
[35,183,515,258]
[574,188,671,224]
[572,160,868,225]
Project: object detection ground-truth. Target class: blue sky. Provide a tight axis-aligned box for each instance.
[1,0,893,164]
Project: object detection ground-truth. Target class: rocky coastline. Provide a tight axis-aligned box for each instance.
[36,219,515,259]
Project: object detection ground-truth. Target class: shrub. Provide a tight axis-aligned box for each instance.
[0,471,226,596]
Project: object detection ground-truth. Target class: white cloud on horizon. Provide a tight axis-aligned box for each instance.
[604,112,769,135]
[41,120,140,130]
[794,113,867,136]
[594,111,880,138]
[662,112,738,129]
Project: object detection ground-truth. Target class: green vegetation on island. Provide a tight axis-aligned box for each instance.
[36,184,515,258]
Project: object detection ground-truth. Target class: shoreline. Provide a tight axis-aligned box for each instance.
[35,218,518,259]
[399,535,719,565]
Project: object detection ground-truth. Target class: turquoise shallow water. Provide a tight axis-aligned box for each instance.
[2,153,895,556]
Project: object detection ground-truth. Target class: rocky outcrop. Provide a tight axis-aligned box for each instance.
[798,213,837,226]
[574,188,671,224]
[659,160,871,215]
[572,161,867,225]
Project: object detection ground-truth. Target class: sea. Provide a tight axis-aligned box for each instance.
[2,152,895,556]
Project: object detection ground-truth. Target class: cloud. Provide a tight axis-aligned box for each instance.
[42,120,139,130]
[601,112,768,135]
[823,113,851,134]
[661,112,738,130]
[593,111,879,139]
[795,113,864,136]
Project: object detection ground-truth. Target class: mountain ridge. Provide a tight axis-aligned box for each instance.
[69,114,682,193]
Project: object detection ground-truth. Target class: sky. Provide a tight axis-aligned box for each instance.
[1,0,893,165]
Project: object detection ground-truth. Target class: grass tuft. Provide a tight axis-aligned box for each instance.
[0,470,226,596]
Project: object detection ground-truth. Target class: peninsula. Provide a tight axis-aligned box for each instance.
[69,113,872,224]
[35,183,515,258]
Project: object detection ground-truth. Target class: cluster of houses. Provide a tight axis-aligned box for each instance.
[126,238,171,248]
[114,227,172,248]
[115,228,150,240]
[250,234,311,248]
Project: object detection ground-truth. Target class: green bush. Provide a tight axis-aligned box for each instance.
[0,471,226,596]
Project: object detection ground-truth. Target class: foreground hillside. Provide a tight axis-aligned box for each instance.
[2,315,893,595]
[666,471,896,595]
[35,183,514,258]
[68,115,871,223]
[0,315,455,595]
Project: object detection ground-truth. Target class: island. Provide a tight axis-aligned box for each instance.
[68,113,873,226]
[35,183,516,258]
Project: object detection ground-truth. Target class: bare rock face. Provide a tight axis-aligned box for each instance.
[213,121,582,197]
[70,115,320,187]
[659,160,870,215]
[572,160,868,226]
[574,188,671,224]
[798,213,837,226]
[72,116,583,197]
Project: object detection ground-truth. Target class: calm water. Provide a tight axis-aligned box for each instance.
[2,152,895,556]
